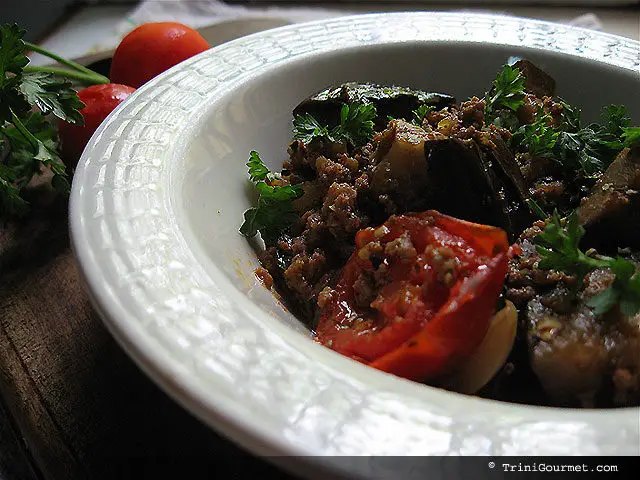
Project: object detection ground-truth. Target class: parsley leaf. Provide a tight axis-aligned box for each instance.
[20,72,85,125]
[239,151,302,243]
[0,24,30,123]
[550,104,637,177]
[554,128,606,176]
[485,65,526,117]
[535,210,602,282]
[558,100,581,132]
[535,210,640,316]
[292,102,376,148]
[621,127,640,147]
[293,113,333,145]
[3,112,60,185]
[511,112,558,158]
[0,24,28,77]
[336,102,376,147]
[588,257,640,316]
[0,22,98,218]
[602,104,630,136]
[246,150,270,182]
[411,104,434,125]
[0,166,28,217]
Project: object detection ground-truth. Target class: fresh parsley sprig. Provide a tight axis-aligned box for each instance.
[292,102,376,148]
[246,150,271,182]
[621,126,640,147]
[411,104,434,126]
[0,23,108,218]
[338,102,376,147]
[512,102,639,177]
[535,210,640,316]
[239,150,302,243]
[292,113,333,145]
[552,104,635,177]
[485,64,526,117]
[511,111,559,158]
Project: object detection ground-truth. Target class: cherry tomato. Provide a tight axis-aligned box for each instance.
[59,83,135,169]
[109,22,210,88]
[314,211,509,382]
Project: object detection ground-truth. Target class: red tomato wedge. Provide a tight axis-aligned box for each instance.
[314,211,509,382]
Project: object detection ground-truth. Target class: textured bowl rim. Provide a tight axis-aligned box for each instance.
[70,11,640,470]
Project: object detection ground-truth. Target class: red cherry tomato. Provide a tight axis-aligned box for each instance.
[109,22,210,88]
[314,211,509,382]
[59,83,135,169]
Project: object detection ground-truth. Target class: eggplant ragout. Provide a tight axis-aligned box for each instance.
[240,60,640,408]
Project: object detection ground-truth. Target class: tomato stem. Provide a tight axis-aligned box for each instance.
[23,65,109,85]
[24,41,110,84]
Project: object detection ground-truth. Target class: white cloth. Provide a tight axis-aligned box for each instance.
[98,1,605,53]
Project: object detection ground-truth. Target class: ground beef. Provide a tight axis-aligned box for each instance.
[321,182,363,237]
[315,155,353,186]
[383,231,417,262]
[254,267,273,290]
[254,78,639,408]
[283,249,329,300]
[531,178,565,204]
[263,95,527,317]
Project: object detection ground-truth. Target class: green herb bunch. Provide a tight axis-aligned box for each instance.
[0,23,108,217]
[293,102,377,148]
[485,64,640,178]
[239,151,303,243]
[535,210,640,316]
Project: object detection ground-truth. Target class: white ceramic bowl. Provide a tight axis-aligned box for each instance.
[70,12,640,475]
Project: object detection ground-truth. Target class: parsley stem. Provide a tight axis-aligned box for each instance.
[525,198,548,220]
[23,65,109,85]
[10,109,39,155]
[24,41,108,77]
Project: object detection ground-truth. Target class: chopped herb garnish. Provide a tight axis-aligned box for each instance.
[511,111,558,158]
[485,65,526,117]
[621,127,640,147]
[558,100,581,132]
[535,210,640,316]
[246,150,270,182]
[292,102,377,148]
[335,102,376,147]
[525,198,548,221]
[293,113,333,145]
[514,103,639,178]
[552,105,635,177]
[239,150,302,243]
[411,104,434,125]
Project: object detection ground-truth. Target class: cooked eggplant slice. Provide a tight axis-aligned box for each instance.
[579,147,640,252]
[526,269,640,408]
[506,225,640,407]
[367,120,532,239]
[423,138,507,226]
[513,59,556,98]
[369,119,433,209]
[425,137,532,240]
[293,82,455,129]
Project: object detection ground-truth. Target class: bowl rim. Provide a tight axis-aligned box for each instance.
[70,11,640,470]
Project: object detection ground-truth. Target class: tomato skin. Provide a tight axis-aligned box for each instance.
[369,253,508,380]
[110,22,210,88]
[59,84,135,169]
[314,211,509,382]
